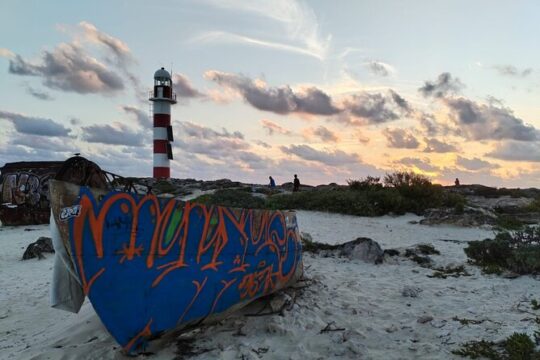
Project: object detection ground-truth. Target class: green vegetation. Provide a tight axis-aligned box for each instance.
[464,227,540,275]
[153,180,178,194]
[495,214,526,231]
[532,300,540,311]
[193,189,266,209]
[526,198,540,213]
[504,333,536,360]
[462,185,539,199]
[452,340,500,359]
[453,332,539,359]
[416,244,440,255]
[452,317,485,325]
[429,265,470,279]
[299,233,336,253]
[191,172,466,217]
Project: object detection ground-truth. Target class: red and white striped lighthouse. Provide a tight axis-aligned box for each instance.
[149,67,177,179]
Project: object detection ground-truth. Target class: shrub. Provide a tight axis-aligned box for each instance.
[464,227,540,275]
[193,172,466,217]
[153,180,177,194]
[192,189,266,209]
[526,198,540,213]
[495,215,525,230]
[453,333,538,359]
[347,176,382,191]
[504,333,535,360]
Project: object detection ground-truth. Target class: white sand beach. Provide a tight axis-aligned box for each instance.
[1,211,539,359]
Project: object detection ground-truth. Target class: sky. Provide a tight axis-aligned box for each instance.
[1,0,540,187]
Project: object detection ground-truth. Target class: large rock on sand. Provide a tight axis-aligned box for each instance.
[301,233,384,264]
[337,238,384,263]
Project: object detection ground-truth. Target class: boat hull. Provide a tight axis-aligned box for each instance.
[49,180,303,353]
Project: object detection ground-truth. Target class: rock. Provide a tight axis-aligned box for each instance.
[385,324,399,333]
[301,235,384,264]
[383,249,400,257]
[501,271,520,279]
[269,293,289,312]
[402,286,423,298]
[339,238,384,264]
[420,206,497,227]
[22,237,54,260]
[417,315,433,324]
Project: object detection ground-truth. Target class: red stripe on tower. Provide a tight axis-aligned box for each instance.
[149,67,177,179]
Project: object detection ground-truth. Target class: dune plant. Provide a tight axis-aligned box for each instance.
[465,227,540,275]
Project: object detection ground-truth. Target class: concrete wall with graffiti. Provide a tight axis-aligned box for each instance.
[52,182,303,353]
[0,162,63,225]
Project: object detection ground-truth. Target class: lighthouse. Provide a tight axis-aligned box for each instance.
[149,67,177,179]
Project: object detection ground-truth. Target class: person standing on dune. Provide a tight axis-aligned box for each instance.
[293,174,300,192]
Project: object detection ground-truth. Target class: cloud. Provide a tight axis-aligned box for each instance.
[341,90,411,125]
[81,123,146,146]
[423,137,457,153]
[8,43,124,94]
[0,110,71,137]
[486,141,540,162]
[193,31,326,60]
[5,22,136,95]
[78,21,133,66]
[455,156,499,171]
[444,97,539,141]
[311,126,339,143]
[10,133,78,153]
[261,119,291,136]
[356,130,370,144]
[122,105,150,128]
[396,157,440,172]
[382,128,420,149]
[197,0,331,60]
[0,48,15,58]
[206,71,340,115]
[365,61,394,77]
[417,112,451,137]
[254,140,272,148]
[280,144,360,166]
[176,122,272,171]
[206,71,412,124]
[418,72,464,98]
[179,121,244,140]
[26,87,54,101]
[493,65,533,78]
[172,73,204,99]
[0,144,70,164]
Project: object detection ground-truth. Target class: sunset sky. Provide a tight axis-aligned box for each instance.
[1,0,540,186]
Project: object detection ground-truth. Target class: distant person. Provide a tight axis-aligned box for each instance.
[455,178,460,187]
[293,174,300,192]
[269,176,276,188]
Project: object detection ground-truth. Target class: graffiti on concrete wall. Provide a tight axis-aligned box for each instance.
[1,172,52,207]
[65,187,302,353]
[0,162,63,225]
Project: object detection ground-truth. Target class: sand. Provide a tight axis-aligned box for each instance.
[1,211,539,359]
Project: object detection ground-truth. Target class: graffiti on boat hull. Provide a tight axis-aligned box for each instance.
[67,187,302,353]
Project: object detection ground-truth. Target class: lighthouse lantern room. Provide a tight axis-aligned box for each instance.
[149,67,177,179]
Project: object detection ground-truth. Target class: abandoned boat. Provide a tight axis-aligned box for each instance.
[49,156,303,353]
